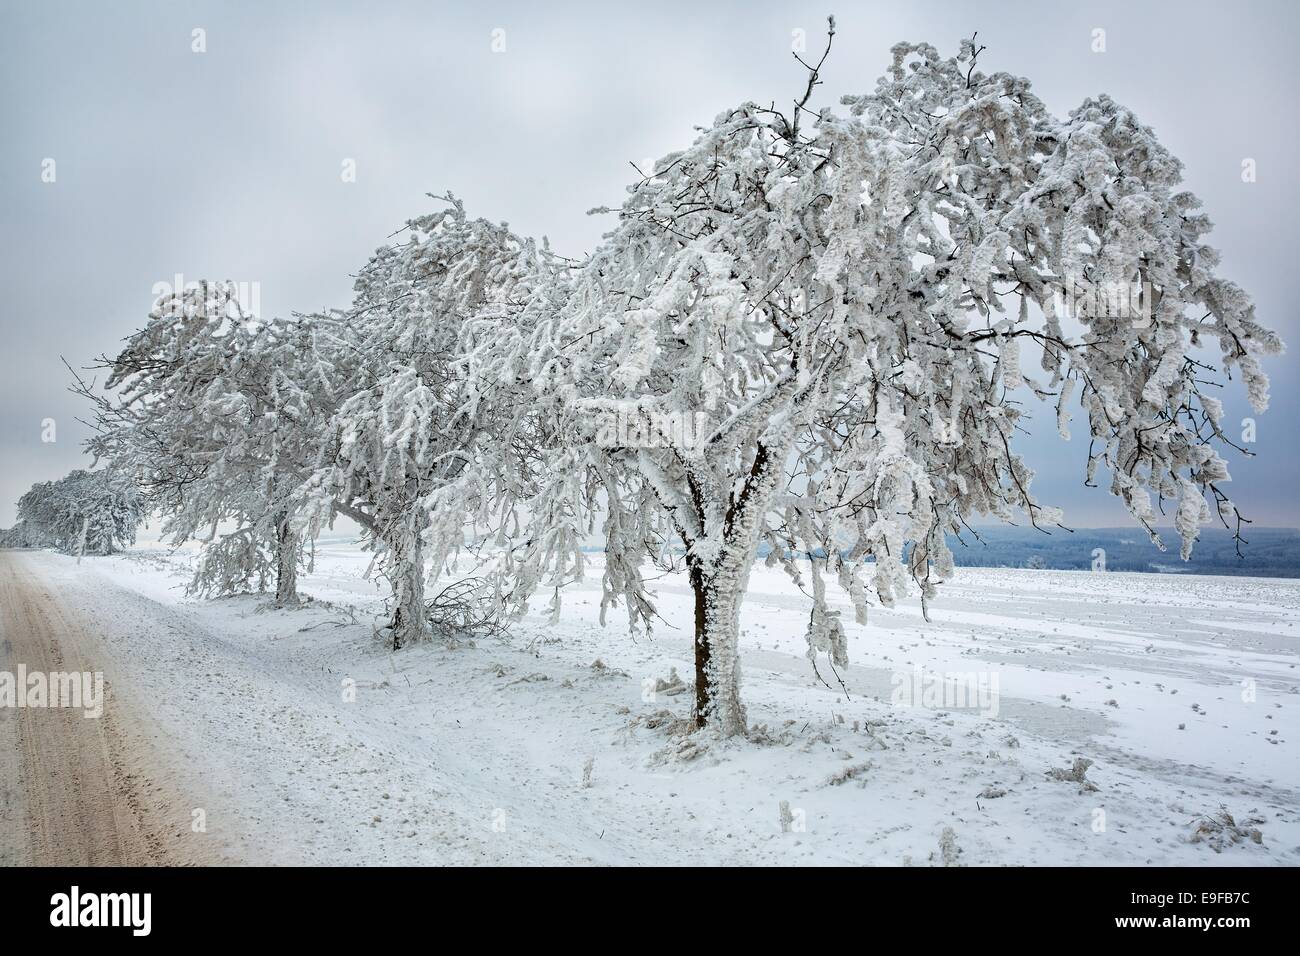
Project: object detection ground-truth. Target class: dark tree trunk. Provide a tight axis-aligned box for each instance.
[690,559,712,727]
[685,439,786,735]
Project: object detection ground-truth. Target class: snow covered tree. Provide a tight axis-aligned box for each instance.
[474,25,1283,734]
[299,195,557,647]
[81,204,557,634]
[14,468,143,556]
[0,519,52,550]
[82,282,336,604]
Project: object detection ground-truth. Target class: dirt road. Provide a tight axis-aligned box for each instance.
[0,550,219,865]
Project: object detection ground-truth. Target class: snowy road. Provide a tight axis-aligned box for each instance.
[0,550,226,865]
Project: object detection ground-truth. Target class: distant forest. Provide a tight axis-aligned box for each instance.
[941,526,1300,578]
[600,526,1300,579]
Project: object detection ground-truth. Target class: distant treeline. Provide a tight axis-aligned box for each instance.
[581,526,1300,579]
[941,526,1300,578]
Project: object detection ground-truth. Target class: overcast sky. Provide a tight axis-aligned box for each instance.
[2,0,1296,530]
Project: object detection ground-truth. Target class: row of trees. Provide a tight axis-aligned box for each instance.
[13,29,1283,734]
[2,469,143,555]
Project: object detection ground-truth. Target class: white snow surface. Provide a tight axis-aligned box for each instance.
[56,541,1300,865]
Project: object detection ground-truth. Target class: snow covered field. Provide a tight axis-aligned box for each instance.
[63,541,1300,866]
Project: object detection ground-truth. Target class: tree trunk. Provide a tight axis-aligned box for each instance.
[690,560,711,723]
[690,559,752,736]
[388,525,427,649]
[688,438,788,736]
[274,515,300,606]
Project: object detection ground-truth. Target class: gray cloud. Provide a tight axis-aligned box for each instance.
[2,0,1296,527]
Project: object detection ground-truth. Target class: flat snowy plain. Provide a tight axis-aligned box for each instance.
[26,539,1300,866]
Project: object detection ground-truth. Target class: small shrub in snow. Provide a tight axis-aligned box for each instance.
[1047,757,1100,793]
[1187,809,1264,852]
[588,659,629,679]
[651,667,688,697]
[825,762,872,787]
[935,827,962,866]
